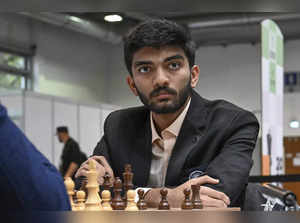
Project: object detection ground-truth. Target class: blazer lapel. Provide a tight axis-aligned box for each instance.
[165,90,208,186]
[130,110,153,187]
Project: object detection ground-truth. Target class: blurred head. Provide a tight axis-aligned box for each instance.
[56,126,69,143]
[124,19,199,114]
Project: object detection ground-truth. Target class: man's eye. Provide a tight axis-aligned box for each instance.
[138,66,150,73]
[168,62,180,70]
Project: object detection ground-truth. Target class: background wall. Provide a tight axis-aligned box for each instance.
[0,13,109,103]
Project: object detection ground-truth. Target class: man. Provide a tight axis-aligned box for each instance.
[0,103,70,210]
[57,126,86,180]
[76,19,259,208]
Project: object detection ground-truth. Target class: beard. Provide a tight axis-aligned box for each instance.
[135,75,192,114]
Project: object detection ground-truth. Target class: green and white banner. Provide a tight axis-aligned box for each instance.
[261,19,284,176]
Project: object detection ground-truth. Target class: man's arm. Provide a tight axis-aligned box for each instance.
[64,162,79,179]
[144,176,230,208]
[204,110,259,206]
[75,137,114,185]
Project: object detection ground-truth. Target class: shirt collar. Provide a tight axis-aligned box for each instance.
[150,97,191,143]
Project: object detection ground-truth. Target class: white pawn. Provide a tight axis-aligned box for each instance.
[101,190,112,211]
[64,177,75,210]
[75,190,86,211]
[125,190,138,211]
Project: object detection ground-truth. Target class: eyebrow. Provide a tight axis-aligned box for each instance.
[134,61,153,67]
[164,54,184,62]
[134,54,184,68]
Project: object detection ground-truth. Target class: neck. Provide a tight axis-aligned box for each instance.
[152,97,190,135]
[63,136,70,144]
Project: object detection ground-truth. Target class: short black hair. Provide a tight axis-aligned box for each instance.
[56,126,68,134]
[123,19,196,75]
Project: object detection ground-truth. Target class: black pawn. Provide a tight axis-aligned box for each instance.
[191,184,203,209]
[111,177,126,210]
[137,189,148,210]
[181,188,193,210]
[158,188,170,210]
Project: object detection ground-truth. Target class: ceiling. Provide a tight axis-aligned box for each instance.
[22,12,300,47]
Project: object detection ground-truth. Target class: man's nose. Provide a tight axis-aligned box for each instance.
[153,67,169,87]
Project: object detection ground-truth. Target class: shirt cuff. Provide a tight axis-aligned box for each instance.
[134,187,152,203]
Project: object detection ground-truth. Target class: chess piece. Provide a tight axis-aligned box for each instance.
[85,159,102,211]
[123,164,134,203]
[137,189,148,210]
[103,172,111,191]
[181,188,193,210]
[111,177,126,210]
[191,184,203,209]
[101,190,113,211]
[64,177,75,210]
[125,190,138,211]
[158,188,170,210]
[75,190,86,211]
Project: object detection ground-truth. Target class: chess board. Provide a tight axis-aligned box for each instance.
[65,160,240,212]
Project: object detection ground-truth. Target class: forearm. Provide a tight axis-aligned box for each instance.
[64,162,79,178]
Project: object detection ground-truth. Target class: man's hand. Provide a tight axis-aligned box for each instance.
[173,175,230,208]
[144,175,230,208]
[75,156,114,185]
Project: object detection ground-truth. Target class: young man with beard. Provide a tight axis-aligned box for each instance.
[75,19,259,208]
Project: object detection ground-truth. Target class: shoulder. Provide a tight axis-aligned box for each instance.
[104,106,149,126]
[204,99,259,129]
[67,138,80,149]
[102,106,150,138]
[0,104,8,120]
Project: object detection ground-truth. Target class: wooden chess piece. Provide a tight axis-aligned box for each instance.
[103,172,112,191]
[101,190,113,211]
[125,190,138,211]
[137,189,148,210]
[64,177,75,210]
[111,177,126,210]
[85,159,102,211]
[191,184,203,209]
[75,190,86,211]
[123,164,134,204]
[181,188,193,210]
[158,188,170,210]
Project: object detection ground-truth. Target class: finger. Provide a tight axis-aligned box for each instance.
[94,162,106,177]
[75,168,88,178]
[92,156,114,178]
[200,186,230,205]
[97,175,104,185]
[80,163,90,171]
[190,175,219,185]
[200,195,227,208]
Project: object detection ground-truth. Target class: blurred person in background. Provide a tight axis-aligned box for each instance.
[57,126,87,180]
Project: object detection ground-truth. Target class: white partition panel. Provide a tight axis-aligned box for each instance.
[100,108,117,136]
[24,96,53,162]
[79,105,101,157]
[0,94,23,129]
[54,101,78,168]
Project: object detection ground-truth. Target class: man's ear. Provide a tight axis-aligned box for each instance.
[126,75,138,96]
[190,65,200,88]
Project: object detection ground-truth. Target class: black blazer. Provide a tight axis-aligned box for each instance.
[93,90,259,206]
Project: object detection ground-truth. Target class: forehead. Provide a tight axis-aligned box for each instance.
[132,46,187,64]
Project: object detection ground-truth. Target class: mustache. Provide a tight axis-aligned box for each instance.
[150,86,177,98]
